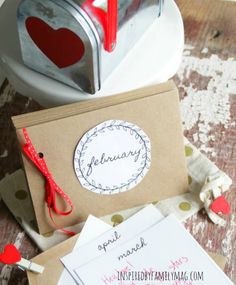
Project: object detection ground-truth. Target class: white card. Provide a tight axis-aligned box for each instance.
[61,205,164,283]
[74,120,151,194]
[57,215,111,285]
[76,215,234,285]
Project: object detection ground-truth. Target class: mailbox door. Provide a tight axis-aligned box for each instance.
[17,0,101,94]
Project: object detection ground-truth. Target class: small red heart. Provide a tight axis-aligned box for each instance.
[0,244,21,265]
[210,195,231,215]
[25,17,85,68]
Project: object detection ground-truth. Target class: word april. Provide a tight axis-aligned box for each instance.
[98,231,121,253]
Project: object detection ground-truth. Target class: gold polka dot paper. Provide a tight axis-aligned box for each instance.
[111,214,124,226]
[15,189,28,200]
[185,146,193,157]
[179,202,192,211]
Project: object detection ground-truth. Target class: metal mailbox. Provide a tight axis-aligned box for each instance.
[17,0,164,94]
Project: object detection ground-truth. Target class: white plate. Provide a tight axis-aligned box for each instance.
[0,0,184,107]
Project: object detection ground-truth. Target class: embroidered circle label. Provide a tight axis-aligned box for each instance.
[74,120,151,195]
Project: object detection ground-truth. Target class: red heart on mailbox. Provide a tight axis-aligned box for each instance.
[0,244,21,265]
[25,17,85,68]
[210,195,231,215]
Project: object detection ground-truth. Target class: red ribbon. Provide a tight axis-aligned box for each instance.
[22,128,75,236]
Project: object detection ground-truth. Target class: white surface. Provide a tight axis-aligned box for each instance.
[0,0,184,106]
[58,215,111,285]
[179,45,236,156]
[74,120,151,195]
[77,215,234,285]
[61,205,163,284]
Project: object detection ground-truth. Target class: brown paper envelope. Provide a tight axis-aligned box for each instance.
[27,234,227,285]
[12,81,188,234]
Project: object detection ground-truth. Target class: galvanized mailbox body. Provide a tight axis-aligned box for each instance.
[17,0,163,94]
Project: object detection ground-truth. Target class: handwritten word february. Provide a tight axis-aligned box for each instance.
[86,150,141,177]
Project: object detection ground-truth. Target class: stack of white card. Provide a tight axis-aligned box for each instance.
[60,205,233,285]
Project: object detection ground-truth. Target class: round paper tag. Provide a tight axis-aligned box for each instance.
[74,120,151,194]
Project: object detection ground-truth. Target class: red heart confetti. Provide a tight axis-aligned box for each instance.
[210,195,231,215]
[25,17,85,68]
[0,244,21,265]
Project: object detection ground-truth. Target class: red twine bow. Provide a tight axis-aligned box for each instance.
[22,128,75,236]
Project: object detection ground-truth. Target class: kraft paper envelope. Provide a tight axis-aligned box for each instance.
[27,233,227,285]
[12,81,188,234]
